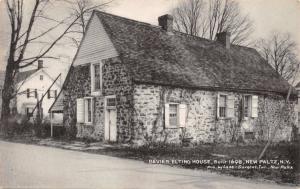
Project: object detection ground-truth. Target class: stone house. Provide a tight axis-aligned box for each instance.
[55,10,297,144]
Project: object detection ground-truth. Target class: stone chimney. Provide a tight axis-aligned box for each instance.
[216,32,231,49]
[158,14,173,32]
[37,60,43,70]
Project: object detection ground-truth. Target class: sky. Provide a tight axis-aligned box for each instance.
[0,0,300,79]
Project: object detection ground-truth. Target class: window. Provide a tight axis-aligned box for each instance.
[26,107,33,117]
[91,62,102,95]
[48,90,57,99]
[244,96,252,118]
[298,112,300,126]
[169,104,178,127]
[40,75,43,80]
[219,95,226,117]
[106,97,116,109]
[242,95,258,118]
[27,89,37,98]
[76,97,93,124]
[217,94,235,118]
[165,103,187,128]
[244,132,255,140]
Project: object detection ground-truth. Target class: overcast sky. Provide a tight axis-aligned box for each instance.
[0,0,300,76]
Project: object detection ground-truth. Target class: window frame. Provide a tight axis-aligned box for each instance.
[91,62,102,96]
[168,103,179,128]
[219,94,227,118]
[84,97,93,125]
[27,88,37,98]
[48,90,57,99]
[243,95,252,118]
[26,107,34,117]
[105,95,116,110]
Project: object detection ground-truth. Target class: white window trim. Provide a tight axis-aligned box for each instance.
[217,93,235,119]
[168,103,179,128]
[91,62,102,96]
[84,97,93,125]
[243,95,252,119]
[105,95,116,109]
[218,94,227,118]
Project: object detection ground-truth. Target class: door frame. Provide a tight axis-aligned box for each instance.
[104,95,117,141]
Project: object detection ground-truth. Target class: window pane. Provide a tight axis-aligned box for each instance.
[94,64,101,90]
[219,95,226,117]
[219,107,226,117]
[244,96,250,117]
[169,104,178,126]
[107,98,116,107]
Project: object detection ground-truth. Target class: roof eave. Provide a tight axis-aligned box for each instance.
[133,80,297,99]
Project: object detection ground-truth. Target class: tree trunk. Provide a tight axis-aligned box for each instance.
[1,59,16,133]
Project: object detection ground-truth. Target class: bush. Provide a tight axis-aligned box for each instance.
[1,114,35,137]
[64,116,77,140]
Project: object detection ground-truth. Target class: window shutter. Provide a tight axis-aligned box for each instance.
[179,104,187,127]
[226,95,235,118]
[100,62,103,92]
[164,104,170,128]
[241,96,245,118]
[27,89,30,98]
[251,95,258,117]
[76,98,85,123]
[35,89,37,98]
[216,94,220,118]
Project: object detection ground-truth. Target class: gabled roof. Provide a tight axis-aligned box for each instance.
[16,69,36,83]
[93,10,295,96]
[16,68,62,88]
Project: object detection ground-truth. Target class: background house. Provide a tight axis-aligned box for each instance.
[15,60,62,122]
[55,11,297,144]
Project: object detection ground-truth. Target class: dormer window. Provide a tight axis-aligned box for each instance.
[91,62,102,96]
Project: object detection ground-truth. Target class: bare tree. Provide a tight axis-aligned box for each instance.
[172,0,253,45]
[0,0,99,129]
[173,0,206,37]
[256,32,299,81]
[65,0,112,47]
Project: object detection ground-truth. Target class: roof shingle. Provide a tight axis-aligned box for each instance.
[95,11,295,96]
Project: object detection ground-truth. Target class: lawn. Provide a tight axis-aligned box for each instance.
[94,142,300,185]
[1,134,299,185]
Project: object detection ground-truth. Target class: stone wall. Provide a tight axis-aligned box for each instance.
[63,57,133,141]
[132,84,296,144]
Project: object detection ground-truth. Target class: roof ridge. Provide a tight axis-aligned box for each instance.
[94,10,161,29]
[95,10,258,51]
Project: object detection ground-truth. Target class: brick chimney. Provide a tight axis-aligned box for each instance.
[216,32,231,49]
[158,14,173,32]
[38,60,43,70]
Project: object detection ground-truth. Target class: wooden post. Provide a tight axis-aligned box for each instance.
[50,112,53,138]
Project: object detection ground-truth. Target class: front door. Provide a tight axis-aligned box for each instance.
[105,109,117,141]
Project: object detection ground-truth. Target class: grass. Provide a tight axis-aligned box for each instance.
[1,134,299,185]
[93,142,300,185]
